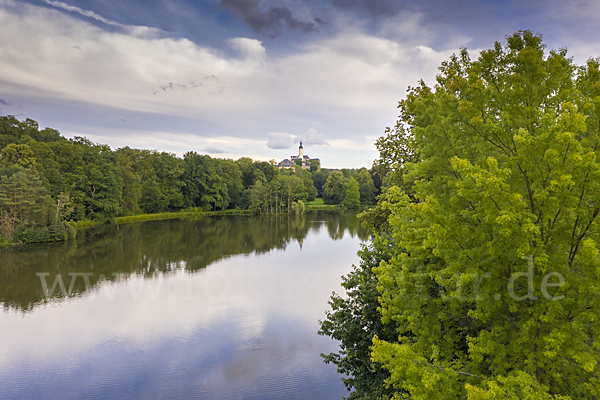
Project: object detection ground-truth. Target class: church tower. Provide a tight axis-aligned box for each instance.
[299,142,304,159]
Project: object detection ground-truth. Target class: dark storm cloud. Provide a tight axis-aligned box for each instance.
[213,0,322,39]
[333,0,402,17]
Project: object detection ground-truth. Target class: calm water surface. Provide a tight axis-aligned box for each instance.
[0,211,368,400]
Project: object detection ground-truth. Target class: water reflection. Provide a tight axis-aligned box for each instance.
[0,211,366,400]
[0,211,367,312]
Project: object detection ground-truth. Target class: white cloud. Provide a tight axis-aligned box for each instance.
[267,132,294,149]
[228,37,266,60]
[42,0,164,39]
[0,0,457,168]
[294,128,329,146]
[2,0,598,169]
[43,0,123,27]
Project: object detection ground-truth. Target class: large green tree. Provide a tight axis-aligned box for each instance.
[0,144,37,168]
[323,170,346,204]
[182,152,227,210]
[249,170,309,215]
[312,168,330,197]
[310,158,321,172]
[358,31,600,399]
[356,168,377,205]
[343,177,361,209]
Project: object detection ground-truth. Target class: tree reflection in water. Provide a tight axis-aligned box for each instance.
[0,210,367,312]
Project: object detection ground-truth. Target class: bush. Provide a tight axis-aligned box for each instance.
[291,200,305,215]
[14,226,51,243]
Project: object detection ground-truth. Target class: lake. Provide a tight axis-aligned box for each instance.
[0,211,368,400]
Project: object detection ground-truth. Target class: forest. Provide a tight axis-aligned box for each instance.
[0,116,379,244]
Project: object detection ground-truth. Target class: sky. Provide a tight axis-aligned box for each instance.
[1,0,599,168]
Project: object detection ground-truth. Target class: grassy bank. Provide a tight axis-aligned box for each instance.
[305,198,342,210]
[74,202,357,231]
[75,209,252,230]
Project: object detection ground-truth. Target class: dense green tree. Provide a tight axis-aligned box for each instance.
[341,168,356,179]
[311,169,330,197]
[249,171,309,215]
[114,147,142,215]
[356,168,377,205]
[294,166,317,202]
[0,167,47,229]
[217,158,243,208]
[181,153,244,211]
[343,177,361,209]
[310,159,321,172]
[83,161,122,221]
[252,168,267,185]
[0,167,70,242]
[0,116,22,148]
[28,141,64,198]
[139,179,168,213]
[370,31,600,399]
[48,140,88,219]
[254,161,277,183]
[152,151,185,211]
[373,122,418,190]
[323,170,346,205]
[370,167,383,194]
[0,116,50,146]
[72,140,122,221]
[0,144,37,168]
[236,157,256,188]
[183,152,227,210]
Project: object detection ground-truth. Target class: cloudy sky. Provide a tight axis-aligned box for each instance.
[1,0,599,168]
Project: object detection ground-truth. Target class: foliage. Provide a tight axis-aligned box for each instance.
[294,166,318,202]
[81,148,122,221]
[323,170,346,204]
[319,235,400,400]
[368,31,600,399]
[291,200,305,215]
[464,372,570,400]
[183,152,228,210]
[343,177,361,209]
[0,167,74,243]
[310,158,321,172]
[358,185,406,233]
[0,114,378,242]
[356,168,377,205]
[1,143,37,168]
[311,168,330,197]
[249,171,309,215]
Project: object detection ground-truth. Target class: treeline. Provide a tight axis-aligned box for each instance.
[0,115,380,243]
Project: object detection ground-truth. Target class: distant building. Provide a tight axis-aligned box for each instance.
[277,142,319,170]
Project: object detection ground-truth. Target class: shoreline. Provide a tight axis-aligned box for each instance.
[0,205,351,247]
[76,204,345,230]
